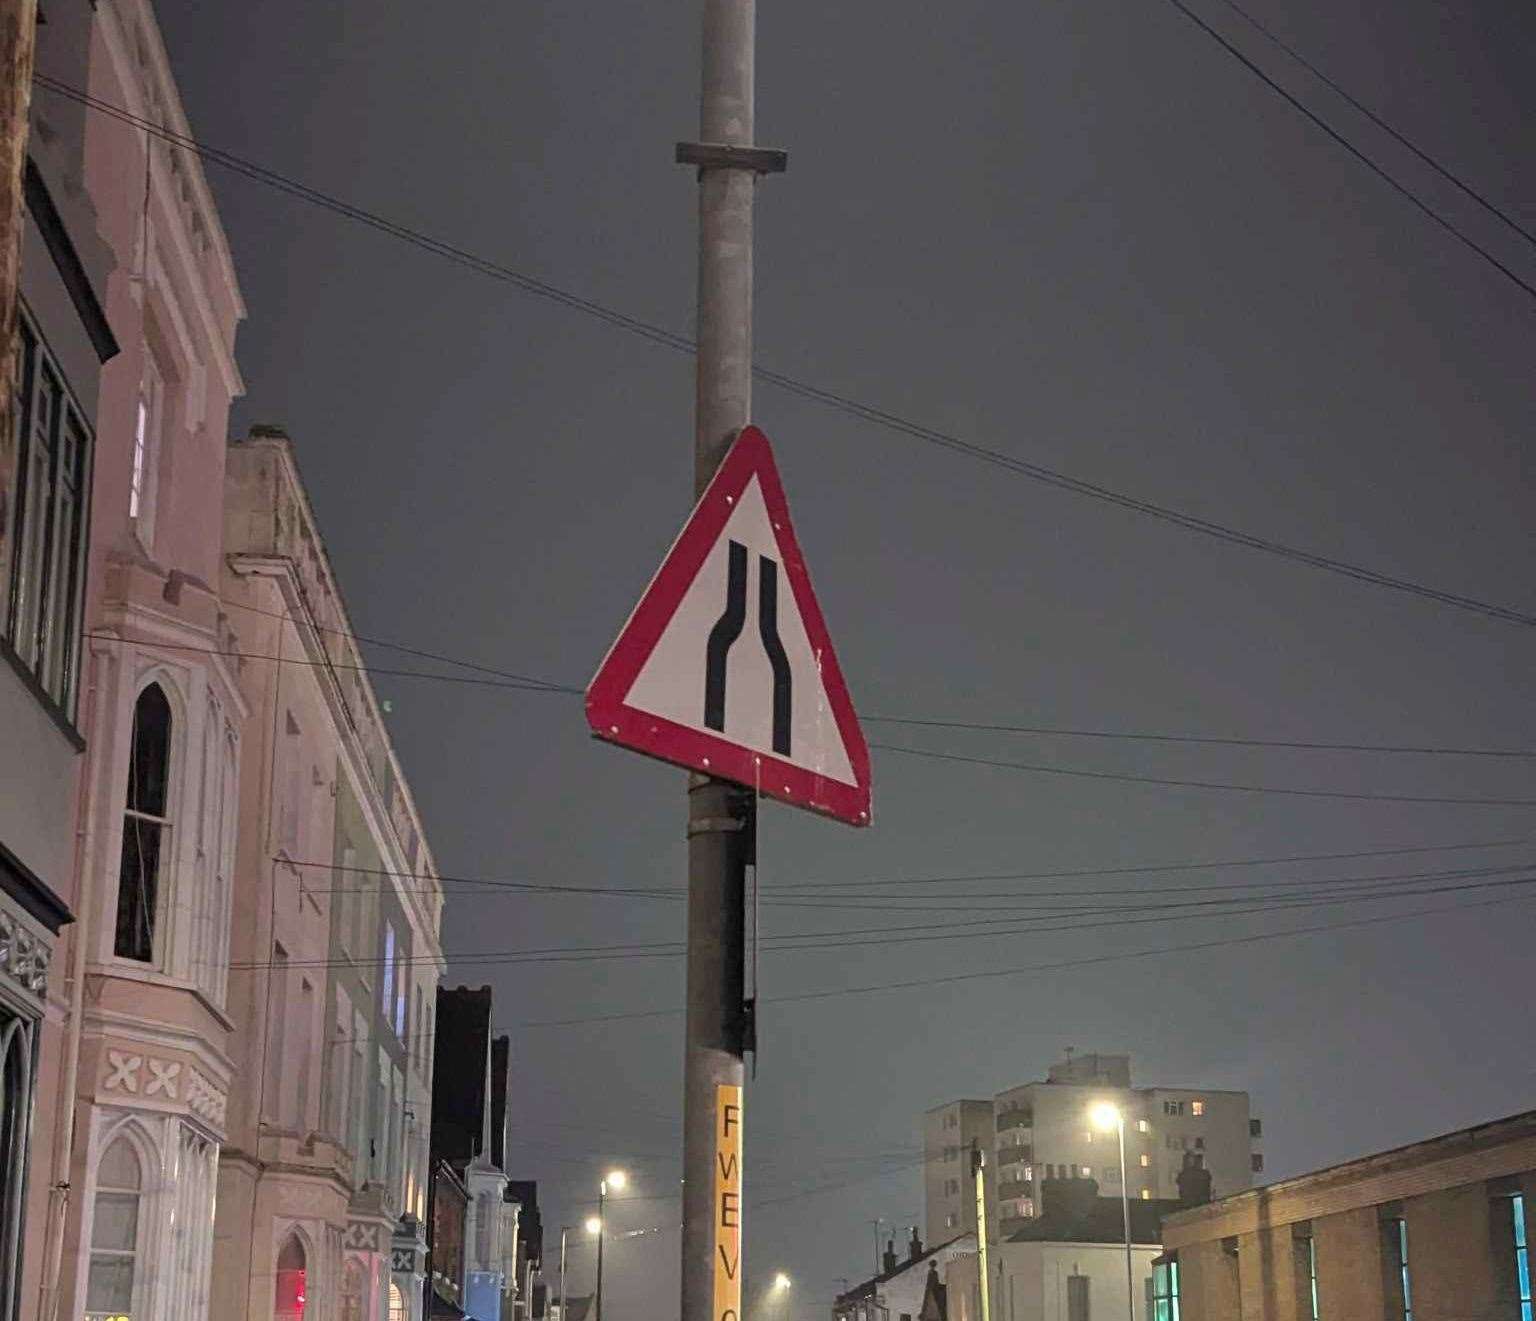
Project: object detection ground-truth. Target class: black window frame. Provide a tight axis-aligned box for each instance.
[2,304,92,733]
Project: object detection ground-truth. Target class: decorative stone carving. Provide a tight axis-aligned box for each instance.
[0,911,50,997]
[344,1220,382,1252]
[104,1050,144,1093]
[185,1066,228,1127]
[145,1059,181,1098]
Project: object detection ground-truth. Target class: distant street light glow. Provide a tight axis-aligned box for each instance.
[773,1272,792,1291]
[585,1216,602,1236]
[605,1169,628,1191]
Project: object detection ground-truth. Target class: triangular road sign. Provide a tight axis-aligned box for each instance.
[587,426,871,826]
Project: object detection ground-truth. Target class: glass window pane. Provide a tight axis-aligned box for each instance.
[86,1254,135,1310]
[90,1192,140,1250]
[1516,1196,1528,1250]
[128,686,173,816]
[98,1138,142,1190]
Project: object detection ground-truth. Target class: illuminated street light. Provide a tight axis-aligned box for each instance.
[1086,1101,1134,1321]
[773,1273,792,1291]
[596,1169,629,1320]
[1089,1100,1122,1133]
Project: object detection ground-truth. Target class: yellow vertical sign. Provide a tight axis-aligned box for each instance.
[713,1084,744,1321]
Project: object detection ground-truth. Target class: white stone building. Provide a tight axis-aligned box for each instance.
[213,428,445,1321]
[926,1052,1263,1244]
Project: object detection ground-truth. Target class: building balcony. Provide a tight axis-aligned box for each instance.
[995,1107,1033,1133]
[997,1141,1033,1168]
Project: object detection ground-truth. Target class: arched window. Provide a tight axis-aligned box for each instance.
[86,1136,143,1319]
[0,1014,37,1321]
[275,1232,307,1321]
[388,1282,407,1321]
[115,684,173,961]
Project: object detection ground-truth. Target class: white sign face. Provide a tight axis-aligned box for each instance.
[624,474,857,788]
[586,426,870,826]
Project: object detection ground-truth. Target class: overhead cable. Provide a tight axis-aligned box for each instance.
[36,76,1536,631]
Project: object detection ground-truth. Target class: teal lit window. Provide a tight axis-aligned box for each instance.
[1151,1257,1180,1321]
[1515,1195,1531,1321]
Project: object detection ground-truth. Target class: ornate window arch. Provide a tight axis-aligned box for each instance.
[114,680,178,963]
[85,1127,152,1319]
[0,1012,38,1321]
[274,1228,311,1321]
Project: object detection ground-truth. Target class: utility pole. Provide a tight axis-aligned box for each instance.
[675,2,785,1320]
[971,1143,991,1321]
[0,0,38,534]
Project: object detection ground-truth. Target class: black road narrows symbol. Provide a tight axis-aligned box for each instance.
[702,541,793,757]
[704,541,748,734]
[758,555,792,756]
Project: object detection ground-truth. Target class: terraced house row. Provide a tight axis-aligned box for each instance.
[0,3,467,1319]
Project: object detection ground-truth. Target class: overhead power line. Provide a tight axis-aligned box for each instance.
[519,889,1535,1027]
[293,844,1529,909]
[36,77,1536,631]
[1212,0,1536,252]
[767,837,1527,891]
[221,593,1536,761]
[871,741,1536,808]
[85,632,1536,777]
[233,865,1535,971]
[867,714,1535,759]
[1155,0,1536,305]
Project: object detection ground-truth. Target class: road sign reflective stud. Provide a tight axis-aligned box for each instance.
[586,426,871,827]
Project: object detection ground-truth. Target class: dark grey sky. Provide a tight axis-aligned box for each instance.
[156,1,1535,1316]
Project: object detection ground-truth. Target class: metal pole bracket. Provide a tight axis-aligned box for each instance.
[675,141,788,174]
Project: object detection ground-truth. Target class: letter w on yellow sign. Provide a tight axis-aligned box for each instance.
[714,1084,743,1321]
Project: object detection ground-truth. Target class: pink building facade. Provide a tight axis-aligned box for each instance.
[2,5,447,1321]
[46,4,247,1321]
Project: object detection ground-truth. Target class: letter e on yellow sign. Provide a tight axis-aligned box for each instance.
[714,1084,743,1321]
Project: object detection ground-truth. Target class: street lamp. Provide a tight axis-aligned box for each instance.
[1089,1102,1135,1321]
[773,1273,792,1291]
[596,1169,627,1321]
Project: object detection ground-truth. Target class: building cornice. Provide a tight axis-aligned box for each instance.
[81,992,237,1084]
[92,0,245,394]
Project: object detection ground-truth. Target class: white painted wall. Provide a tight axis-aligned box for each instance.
[947,1241,1163,1321]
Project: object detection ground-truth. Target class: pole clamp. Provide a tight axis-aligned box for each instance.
[675,141,789,174]
[687,815,749,837]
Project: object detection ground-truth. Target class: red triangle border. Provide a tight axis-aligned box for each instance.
[585,426,872,827]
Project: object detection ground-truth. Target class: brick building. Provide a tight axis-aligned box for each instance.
[1158,1108,1536,1320]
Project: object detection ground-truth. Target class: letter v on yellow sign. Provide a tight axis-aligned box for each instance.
[714,1084,743,1321]
[586,426,871,826]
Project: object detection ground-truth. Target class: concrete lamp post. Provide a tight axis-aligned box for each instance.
[595,1169,627,1321]
[1089,1102,1136,1321]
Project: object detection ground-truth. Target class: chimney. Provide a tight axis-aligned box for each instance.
[882,1239,898,1276]
[908,1226,924,1262]
[1177,1153,1212,1208]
